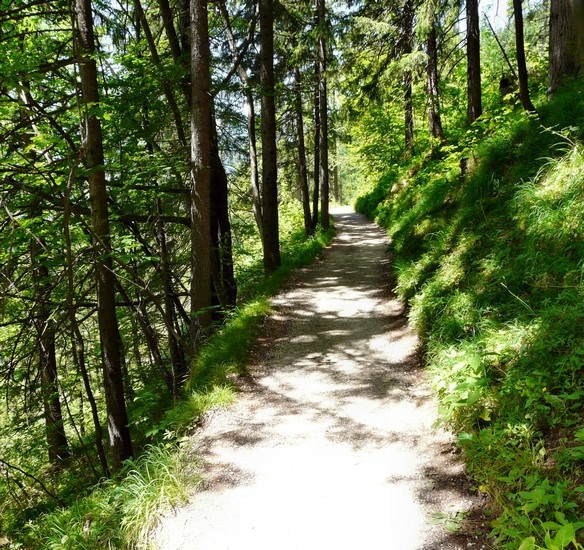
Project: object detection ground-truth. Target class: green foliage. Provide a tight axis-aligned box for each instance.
[24,445,196,549]
[28,488,124,549]
[353,76,584,548]
[0,199,333,547]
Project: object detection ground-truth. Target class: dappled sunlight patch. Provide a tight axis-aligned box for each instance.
[480,319,541,371]
[367,331,418,362]
[514,145,584,252]
[289,334,319,344]
[393,252,438,300]
[154,210,478,550]
[434,252,467,290]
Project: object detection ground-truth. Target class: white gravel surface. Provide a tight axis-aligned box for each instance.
[154,207,489,550]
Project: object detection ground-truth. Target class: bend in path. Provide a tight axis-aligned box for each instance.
[155,207,489,550]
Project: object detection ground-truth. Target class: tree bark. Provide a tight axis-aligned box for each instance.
[64,154,110,477]
[71,325,110,477]
[404,70,414,149]
[332,138,341,203]
[575,0,584,66]
[466,0,483,122]
[190,0,213,348]
[179,0,191,60]
[426,24,445,141]
[294,66,313,236]
[549,0,582,93]
[31,236,70,465]
[134,0,187,146]
[402,0,415,151]
[317,0,330,229]
[312,69,320,231]
[513,0,537,112]
[259,0,281,275]
[156,197,187,393]
[218,0,263,242]
[17,84,70,465]
[75,0,133,471]
[157,0,182,62]
[210,115,237,309]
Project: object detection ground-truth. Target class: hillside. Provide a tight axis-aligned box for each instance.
[355,76,584,548]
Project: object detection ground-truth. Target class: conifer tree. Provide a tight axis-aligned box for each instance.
[75,0,133,471]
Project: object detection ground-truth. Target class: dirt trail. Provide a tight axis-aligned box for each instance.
[154,207,488,549]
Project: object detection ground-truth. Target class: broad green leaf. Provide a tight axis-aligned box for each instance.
[554,524,575,547]
[518,537,536,550]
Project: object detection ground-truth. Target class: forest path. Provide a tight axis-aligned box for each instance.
[154,207,487,549]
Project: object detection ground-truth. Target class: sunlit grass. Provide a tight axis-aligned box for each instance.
[356,76,584,547]
[24,445,197,549]
[116,445,199,548]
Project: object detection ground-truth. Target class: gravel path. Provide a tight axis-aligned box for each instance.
[154,207,489,550]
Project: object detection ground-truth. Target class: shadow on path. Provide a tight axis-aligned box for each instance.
[155,207,492,550]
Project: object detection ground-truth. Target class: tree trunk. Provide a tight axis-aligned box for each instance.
[210,115,237,309]
[31,237,70,465]
[218,0,263,242]
[404,71,414,150]
[71,325,110,477]
[312,73,320,231]
[18,86,70,465]
[332,138,341,203]
[134,0,187,146]
[317,0,330,230]
[63,154,110,477]
[466,0,483,122]
[246,97,263,244]
[513,0,537,112]
[190,0,213,347]
[403,0,415,151]
[75,0,133,471]
[259,0,281,275]
[179,0,191,61]
[156,196,187,395]
[157,0,182,61]
[549,0,582,93]
[575,0,584,66]
[426,24,445,141]
[155,0,191,107]
[294,66,313,236]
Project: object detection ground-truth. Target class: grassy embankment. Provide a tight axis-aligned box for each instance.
[356,79,584,549]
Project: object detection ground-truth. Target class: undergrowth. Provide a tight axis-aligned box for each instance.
[356,78,584,549]
[1,220,333,549]
[25,445,198,549]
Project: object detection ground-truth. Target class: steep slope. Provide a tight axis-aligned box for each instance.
[355,79,584,547]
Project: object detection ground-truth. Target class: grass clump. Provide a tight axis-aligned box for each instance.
[356,77,584,548]
[25,445,197,549]
[116,445,198,547]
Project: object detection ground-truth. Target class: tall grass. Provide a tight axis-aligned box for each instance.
[116,445,198,548]
[25,445,197,549]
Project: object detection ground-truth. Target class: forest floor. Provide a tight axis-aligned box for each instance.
[154,207,492,549]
